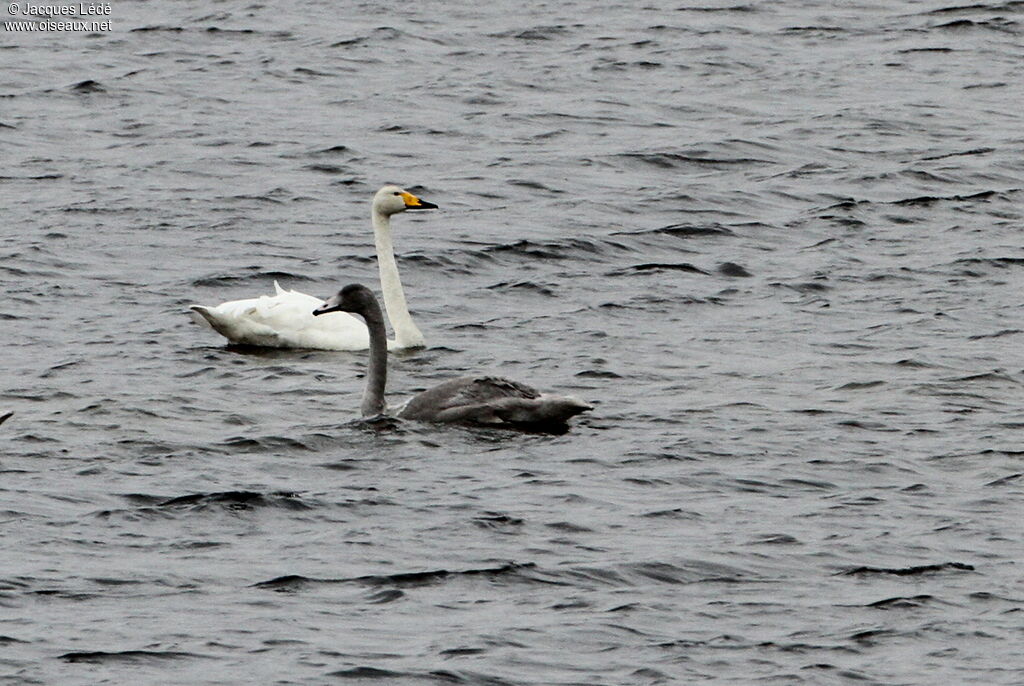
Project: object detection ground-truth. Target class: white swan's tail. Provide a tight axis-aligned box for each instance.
[188,305,218,331]
[188,304,264,342]
[188,304,284,347]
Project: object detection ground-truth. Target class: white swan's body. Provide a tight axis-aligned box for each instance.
[190,281,376,350]
[189,186,436,350]
[313,284,593,431]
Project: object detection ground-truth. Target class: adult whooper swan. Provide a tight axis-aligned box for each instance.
[189,185,437,350]
[313,283,593,431]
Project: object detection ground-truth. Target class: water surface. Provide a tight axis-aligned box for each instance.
[2,1,1024,683]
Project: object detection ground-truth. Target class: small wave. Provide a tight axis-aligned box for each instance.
[747,533,800,545]
[769,280,830,292]
[438,647,486,657]
[0,579,30,592]
[849,628,905,646]
[781,25,847,34]
[252,574,320,592]
[617,151,772,169]
[351,562,539,588]
[293,67,333,77]
[899,46,956,53]
[204,26,256,35]
[836,420,896,432]
[924,2,1024,15]
[893,189,999,206]
[130,25,184,32]
[967,329,1021,340]
[328,665,515,684]
[29,588,97,601]
[943,371,1020,385]
[674,4,758,12]
[225,192,287,205]
[60,650,214,664]
[544,559,757,588]
[932,18,1019,32]
[366,588,405,603]
[402,252,479,275]
[782,478,837,490]
[378,124,453,136]
[641,507,702,519]
[70,79,104,94]
[840,562,974,576]
[191,271,313,288]
[155,490,311,512]
[253,562,538,592]
[308,144,355,156]
[545,521,594,533]
[985,473,1024,487]
[575,369,622,379]
[618,223,736,239]
[892,358,935,368]
[220,435,316,452]
[718,262,752,277]
[506,179,563,193]
[963,81,1007,89]
[835,380,886,390]
[0,173,64,181]
[327,666,408,679]
[920,147,994,161]
[657,635,851,654]
[329,35,369,48]
[485,280,556,296]
[472,512,525,530]
[304,163,350,175]
[482,236,629,262]
[867,594,943,609]
[948,257,1024,275]
[488,25,571,41]
[609,262,710,276]
[592,59,665,72]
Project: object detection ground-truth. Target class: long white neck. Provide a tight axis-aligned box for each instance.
[372,209,424,348]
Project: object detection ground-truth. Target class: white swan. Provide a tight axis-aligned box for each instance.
[313,284,593,431]
[189,185,437,350]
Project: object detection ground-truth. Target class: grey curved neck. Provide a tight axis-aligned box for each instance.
[373,209,423,347]
[359,299,388,417]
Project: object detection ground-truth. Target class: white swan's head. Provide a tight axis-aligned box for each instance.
[373,185,438,216]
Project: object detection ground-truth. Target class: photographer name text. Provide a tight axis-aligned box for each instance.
[6,2,111,30]
[9,3,110,16]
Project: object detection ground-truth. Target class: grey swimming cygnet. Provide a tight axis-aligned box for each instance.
[313,284,593,430]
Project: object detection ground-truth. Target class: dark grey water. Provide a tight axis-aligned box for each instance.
[3,0,1024,683]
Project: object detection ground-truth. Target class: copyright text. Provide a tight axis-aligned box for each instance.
[5,3,112,30]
